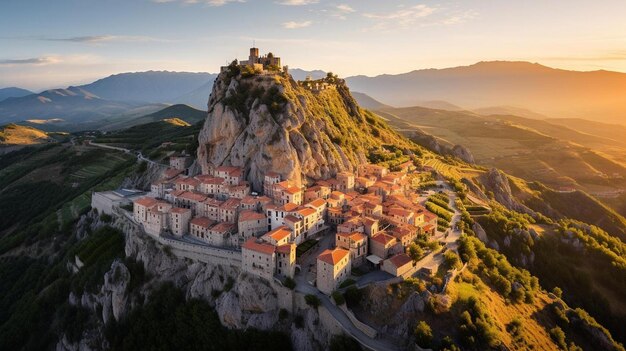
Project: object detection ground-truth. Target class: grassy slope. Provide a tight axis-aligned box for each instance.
[0,124,54,146]
[98,104,206,132]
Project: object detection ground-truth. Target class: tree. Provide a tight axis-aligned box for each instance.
[444,250,462,269]
[414,321,433,348]
[407,243,424,262]
[552,287,563,299]
[305,294,321,308]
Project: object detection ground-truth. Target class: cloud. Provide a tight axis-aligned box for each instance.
[44,35,167,43]
[282,20,312,29]
[276,0,318,5]
[0,57,58,66]
[336,4,355,13]
[364,4,435,24]
[153,0,245,6]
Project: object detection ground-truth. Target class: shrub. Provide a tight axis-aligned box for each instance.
[443,250,462,270]
[283,277,296,290]
[550,326,567,350]
[332,291,345,305]
[344,286,362,308]
[414,321,433,348]
[305,294,321,308]
[552,287,563,299]
[278,308,289,320]
[100,213,113,223]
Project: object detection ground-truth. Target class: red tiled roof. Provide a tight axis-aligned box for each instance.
[179,191,207,202]
[387,253,412,268]
[317,248,350,265]
[276,243,295,254]
[238,210,266,222]
[284,186,301,195]
[284,215,301,223]
[170,207,191,214]
[220,198,241,210]
[306,198,326,208]
[211,222,236,234]
[297,207,316,217]
[283,202,299,212]
[134,197,158,207]
[337,232,367,242]
[264,226,292,242]
[371,233,397,246]
[190,217,214,228]
[242,238,275,255]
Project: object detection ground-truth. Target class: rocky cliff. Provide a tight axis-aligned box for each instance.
[197,68,413,191]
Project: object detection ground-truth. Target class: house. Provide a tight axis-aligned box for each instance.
[382,253,414,277]
[190,217,215,242]
[336,232,368,267]
[173,191,207,216]
[272,181,303,205]
[261,226,292,246]
[263,172,282,198]
[169,155,192,171]
[304,184,331,202]
[169,207,192,237]
[214,166,244,186]
[266,202,299,230]
[226,183,251,199]
[296,207,319,238]
[202,198,223,221]
[92,189,143,215]
[363,202,383,218]
[358,164,388,179]
[275,243,296,278]
[196,175,224,196]
[242,238,276,281]
[391,225,417,247]
[362,216,380,237]
[284,215,304,243]
[316,248,351,295]
[207,222,237,247]
[370,233,399,259]
[388,207,415,225]
[174,177,200,192]
[218,198,240,223]
[336,171,355,192]
[237,210,267,240]
[304,198,327,221]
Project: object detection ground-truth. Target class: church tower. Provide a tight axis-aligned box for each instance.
[249,47,259,65]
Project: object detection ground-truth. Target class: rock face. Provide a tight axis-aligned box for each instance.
[481,168,534,215]
[197,69,406,191]
[408,130,474,164]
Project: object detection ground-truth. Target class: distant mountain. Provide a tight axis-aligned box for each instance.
[0,86,146,124]
[416,100,464,111]
[99,104,206,131]
[473,105,547,119]
[79,71,217,108]
[351,92,392,110]
[288,68,327,81]
[345,61,626,124]
[0,87,35,102]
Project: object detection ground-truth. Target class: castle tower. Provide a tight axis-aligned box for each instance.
[249,47,259,65]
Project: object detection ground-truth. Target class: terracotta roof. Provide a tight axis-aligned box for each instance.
[330,191,344,199]
[422,224,434,231]
[362,216,378,226]
[317,248,350,265]
[197,176,223,185]
[264,226,291,242]
[242,238,275,255]
[238,210,266,222]
[240,195,259,205]
[215,165,242,175]
[297,207,316,217]
[163,168,184,179]
[387,253,413,268]
[134,197,158,207]
[190,217,214,228]
[284,215,302,224]
[338,232,367,242]
[179,191,207,202]
[306,198,326,208]
[210,222,236,234]
[371,233,397,246]
[284,186,301,195]
[220,198,241,210]
[282,202,299,212]
[177,177,200,187]
[204,198,223,207]
[388,208,413,217]
[170,207,191,214]
[275,243,295,254]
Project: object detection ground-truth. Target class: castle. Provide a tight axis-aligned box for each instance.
[221,47,288,73]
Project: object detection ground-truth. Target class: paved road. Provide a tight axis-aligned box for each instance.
[88,140,160,166]
[294,280,402,351]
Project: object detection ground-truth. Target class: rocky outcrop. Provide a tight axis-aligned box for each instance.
[120,161,168,191]
[197,70,409,191]
[480,168,534,215]
[408,130,474,164]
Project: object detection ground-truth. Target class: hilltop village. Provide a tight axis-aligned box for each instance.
[128,155,439,294]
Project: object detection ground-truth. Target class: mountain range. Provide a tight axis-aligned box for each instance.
[1,61,626,131]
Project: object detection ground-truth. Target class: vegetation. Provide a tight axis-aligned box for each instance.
[329,334,362,351]
[332,291,345,305]
[414,321,433,348]
[106,283,292,351]
[305,294,321,308]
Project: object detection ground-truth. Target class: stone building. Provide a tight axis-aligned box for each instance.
[316,248,351,295]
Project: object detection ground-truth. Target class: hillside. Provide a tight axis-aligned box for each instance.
[346,61,626,124]
[198,65,419,191]
[376,105,626,217]
[0,87,34,102]
[0,123,53,146]
[98,104,206,131]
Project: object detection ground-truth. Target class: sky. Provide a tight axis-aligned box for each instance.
[1,0,626,91]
